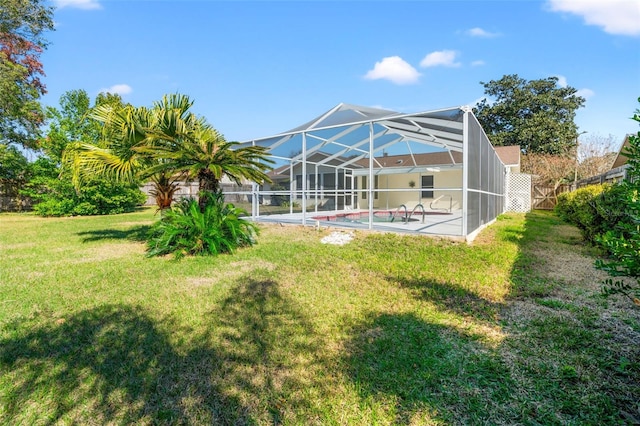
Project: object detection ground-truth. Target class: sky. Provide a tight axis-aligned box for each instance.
[41,0,640,149]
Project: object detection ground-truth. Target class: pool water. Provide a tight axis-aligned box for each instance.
[312,211,421,223]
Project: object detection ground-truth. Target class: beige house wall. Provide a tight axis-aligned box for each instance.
[506,164,520,174]
[357,169,463,211]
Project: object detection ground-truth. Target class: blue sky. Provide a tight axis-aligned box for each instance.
[42,0,640,148]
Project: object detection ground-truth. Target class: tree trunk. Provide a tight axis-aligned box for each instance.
[149,176,179,215]
[198,169,220,211]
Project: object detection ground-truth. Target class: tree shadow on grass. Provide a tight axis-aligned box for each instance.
[76,225,151,243]
[342,311,515,425]
[1,305,182,424]
[205,278,333,424]
[0,278,331,424]
[393,276,501,322]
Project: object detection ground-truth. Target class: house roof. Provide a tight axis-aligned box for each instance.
[493,145,521,166]
[354,151,463,169]
[611,134,631,169]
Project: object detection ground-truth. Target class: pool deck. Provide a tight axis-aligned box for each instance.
[251,209,464,239]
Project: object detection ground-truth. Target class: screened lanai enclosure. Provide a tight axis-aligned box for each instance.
[229,103,506,241]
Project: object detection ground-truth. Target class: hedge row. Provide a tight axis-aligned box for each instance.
[555,183,637,245]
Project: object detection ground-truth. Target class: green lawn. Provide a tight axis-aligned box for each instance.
[0,209,638,424]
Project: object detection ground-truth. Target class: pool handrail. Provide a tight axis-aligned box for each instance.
[391,204,408,223]
[409,204,426,224]
[430,195,452,213]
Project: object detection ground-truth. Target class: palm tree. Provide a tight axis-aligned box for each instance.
[65,93,273,212]
[143,124,272,211]
[63,101,184,212]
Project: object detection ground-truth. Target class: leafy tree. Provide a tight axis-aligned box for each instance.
[0,143,30,210]
[577,133,618,180]
[0,143,28,181]
[0,0,54,148]
[28,89,146,216]
[42,89,100,162]
[474,74,585,154]
[522,151,575,190]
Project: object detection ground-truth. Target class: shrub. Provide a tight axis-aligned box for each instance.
[595,96,640,306]
[595,186,640,306]
[31,177,145,217]
[22,159,146,217]
[555,190,576,222]
[593,183,638,238]
[146,191,258,259]
[555,184,606,243]
[596,222,640,306]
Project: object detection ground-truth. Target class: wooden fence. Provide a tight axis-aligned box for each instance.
[575,165,628,188]
[531,184,571,210]
[531,165,630,210]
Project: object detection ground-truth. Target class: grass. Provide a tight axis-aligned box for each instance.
[0,209,638,424]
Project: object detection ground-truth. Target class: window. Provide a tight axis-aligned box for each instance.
[421,175,434,198]
[374,175,379,200]
[360,176,379,200]
[323,173,336,190]
[361,176,367,199]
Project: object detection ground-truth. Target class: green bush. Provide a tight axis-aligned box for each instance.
[146,191,258,259]
[22,159,146,217]
[596,221,640,306]
[595,96,640,306]
[595,186,640,305]
[555,185,606,243]
[555,190,576,222]
[593,183,638,238]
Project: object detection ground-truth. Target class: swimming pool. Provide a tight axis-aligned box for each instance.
[311,210,450,224]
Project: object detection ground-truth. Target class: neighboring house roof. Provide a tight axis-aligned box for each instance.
[493,145,521,166]
[354,151,463,168]
[611,134,631,169]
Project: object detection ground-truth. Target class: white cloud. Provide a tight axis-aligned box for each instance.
[465,27,500,38]
[420,50,461,68]
[54,0,101,10]
[555,75,568,87]
[576,88,595,99]
[99,84,132,95]
[471,60,486,67]
[364,56,421,85]
[547,0,640,36]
